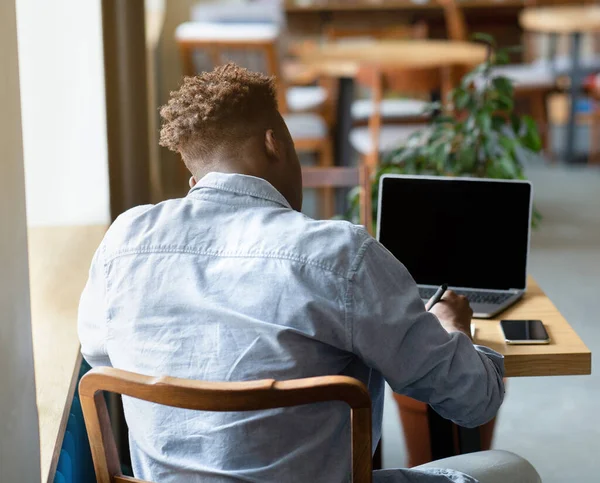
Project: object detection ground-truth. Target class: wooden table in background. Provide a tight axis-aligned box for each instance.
[299,39,487,79]
[520,5,600,163]
[29,225,106,482]
[297,39,487,210]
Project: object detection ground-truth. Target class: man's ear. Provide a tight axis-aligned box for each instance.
[264,129,282,162]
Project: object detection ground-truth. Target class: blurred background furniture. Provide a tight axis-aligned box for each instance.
[176,22,334,217]
[302,165,372,228]
[80,368,373,483]
[283,0,592,57]
[583,73,600,164]
[349,63,455,170]
[520,4,600,162]
[439,0,556,154]
[324,22,431,127]
[191,0,284,25]
[296,39,486,168]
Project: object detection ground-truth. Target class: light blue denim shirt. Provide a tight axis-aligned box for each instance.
[79,172,504,483]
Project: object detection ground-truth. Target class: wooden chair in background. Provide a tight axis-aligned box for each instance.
[350,64,456,170]
[176,23,329,116]
[302,165,373,233]
[325,22,432,125]
[176,22,334,217]
[79,367,373,483]
[437,0,555,152]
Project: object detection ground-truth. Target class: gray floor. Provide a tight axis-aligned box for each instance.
[381,163,600,482]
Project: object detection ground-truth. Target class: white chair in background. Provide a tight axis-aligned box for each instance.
[349,64,453,170]
[190,0,284,26]
[176,22,327,115]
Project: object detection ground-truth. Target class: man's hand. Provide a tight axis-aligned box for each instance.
[429,290,473,340]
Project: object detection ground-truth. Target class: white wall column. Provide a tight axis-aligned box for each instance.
[0,0,41,481]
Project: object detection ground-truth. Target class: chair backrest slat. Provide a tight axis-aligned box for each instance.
[80,367,373,483]
[302,166,360,188]
[301,166,373,233]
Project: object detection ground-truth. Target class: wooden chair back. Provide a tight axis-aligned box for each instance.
[79,367,373,483]
[176,23,290,112]
[354,63,456,167]
[325,21,429,42]
[302,165,373,233]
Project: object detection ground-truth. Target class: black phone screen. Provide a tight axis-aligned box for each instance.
[500,320,549,341]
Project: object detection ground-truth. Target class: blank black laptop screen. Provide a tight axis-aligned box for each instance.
[378,177,532,291]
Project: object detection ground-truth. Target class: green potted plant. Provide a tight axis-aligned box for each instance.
[347,35,543,230]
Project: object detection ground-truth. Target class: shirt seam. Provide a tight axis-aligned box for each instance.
[189,182,290,208]
[187,195,279,208]
[105,246,345,277]
[100,243,111,357]
[345,237,374,352]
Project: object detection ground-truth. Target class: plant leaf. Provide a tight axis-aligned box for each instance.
[520,115,542,152]
[493,50,510,65]
[353,35,542,230]
[472,32,496,47]
[492,77,514,99]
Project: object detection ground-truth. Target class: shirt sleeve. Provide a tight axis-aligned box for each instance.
[78,243,112,367]
[347,238,505,428]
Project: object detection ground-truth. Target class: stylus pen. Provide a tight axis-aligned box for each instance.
[426,283,448,311]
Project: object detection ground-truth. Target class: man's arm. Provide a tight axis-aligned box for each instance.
[348,238,504,428]
[78,244,112,367]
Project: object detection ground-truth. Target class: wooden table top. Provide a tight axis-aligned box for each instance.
[30,225,106,482]
[472,277,591,378]
[298,39,488,78]
[520,5,600,34]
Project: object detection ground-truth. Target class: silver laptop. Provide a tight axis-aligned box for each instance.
[377,175,533,318]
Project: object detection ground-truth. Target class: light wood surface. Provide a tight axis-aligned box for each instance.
[29,225,106,482]
[472,277,591,377]
[298,40,487,78]
[520,6,600,34]
[80,368,373,483]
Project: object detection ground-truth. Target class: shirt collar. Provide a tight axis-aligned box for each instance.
[188,172,292,209]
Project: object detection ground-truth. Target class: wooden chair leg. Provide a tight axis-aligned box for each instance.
[589,109,600,165]
[318,140,335,219]
[362,151,379,172]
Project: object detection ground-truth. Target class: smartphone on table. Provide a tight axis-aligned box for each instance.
[500,320,550,345]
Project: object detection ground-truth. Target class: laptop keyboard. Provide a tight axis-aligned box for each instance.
[419,287,515,305]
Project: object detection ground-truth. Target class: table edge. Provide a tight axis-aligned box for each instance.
[45,351,83,483]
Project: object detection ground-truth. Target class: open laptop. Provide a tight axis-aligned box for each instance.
[377,175,533,318]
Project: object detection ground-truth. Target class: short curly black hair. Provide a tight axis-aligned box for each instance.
[159,63,279,166]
